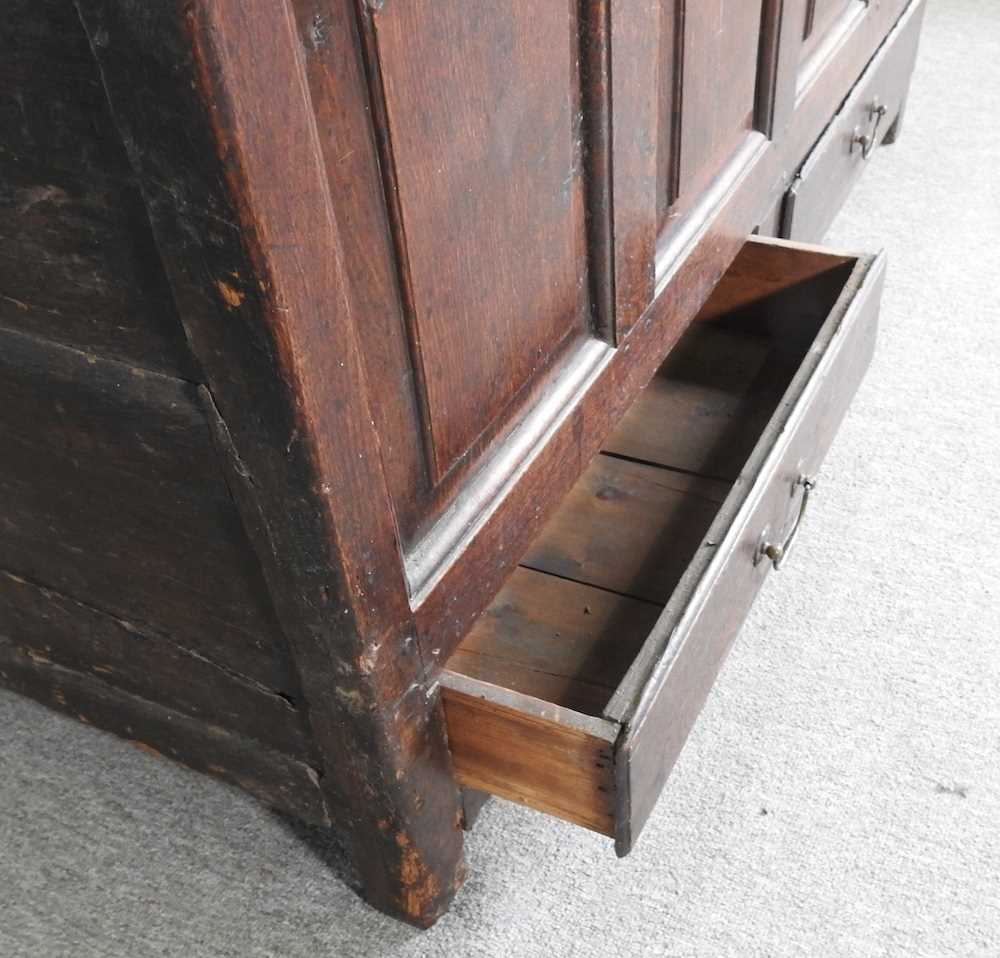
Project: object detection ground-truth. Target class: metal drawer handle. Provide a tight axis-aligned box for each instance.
[757,475,816,571]
[852,99,887,160]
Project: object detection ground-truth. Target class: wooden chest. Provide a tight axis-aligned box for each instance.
[1,0,925,926]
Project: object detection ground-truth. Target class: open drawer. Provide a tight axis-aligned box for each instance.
[440,237,886,855]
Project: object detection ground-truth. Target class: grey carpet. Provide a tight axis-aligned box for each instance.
[2,2,998,955]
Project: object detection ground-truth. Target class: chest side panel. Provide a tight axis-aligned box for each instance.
[0,0,197,378]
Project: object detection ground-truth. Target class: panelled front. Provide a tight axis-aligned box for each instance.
[612,0,773,337]
[797,0,912,93]
[674,1,766,206]
[299,0,917,611]
[369,1,590,478]
[297,0,594,551]
[800,0,865,68]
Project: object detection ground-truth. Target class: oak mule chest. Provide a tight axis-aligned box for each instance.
[1,0,924,926]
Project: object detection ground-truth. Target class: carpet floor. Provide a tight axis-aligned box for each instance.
[2,2,998,955]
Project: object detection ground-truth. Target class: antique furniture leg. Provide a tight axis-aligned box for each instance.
[74,0,465,926]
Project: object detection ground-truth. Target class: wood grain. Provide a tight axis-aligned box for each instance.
[289,0,430,540]
[523,456,730,603]
[412,2,911,667]
[0,634,328,826]
[0,569,310,759]
[441,678,618,836]
[676,0,765,202]
[76,0,464,925]
[609,0,660,336]
[0,325,296,692]
[0,0,196,377]
[366,0,590,477]
[448,567,660,715]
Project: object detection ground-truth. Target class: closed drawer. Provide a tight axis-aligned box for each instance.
[441,236,885,854]
[783,0,926,241]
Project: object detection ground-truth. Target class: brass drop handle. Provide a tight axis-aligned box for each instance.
[851,99,887,160]
[757,475,816,571]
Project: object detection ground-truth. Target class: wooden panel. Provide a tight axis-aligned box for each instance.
[785,0,926,240]
[0,0,196,377]
[441,677,618,835]
[656,0,683,222]
[0,635,328,826]
[615,250,885,853]
[408,0,915,659]
[676,0,765,200]
[801,0,861,64]
[0,326,296,692]
[0,570,310,759]
[755,0,805,140]
[523,456,729,603]
[290,0,429,544]
[609,0,661,335]
[366,0,590,476]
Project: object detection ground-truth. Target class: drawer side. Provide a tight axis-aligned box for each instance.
[441,674,619,835]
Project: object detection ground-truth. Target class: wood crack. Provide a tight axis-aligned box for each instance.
[0,567,297,711]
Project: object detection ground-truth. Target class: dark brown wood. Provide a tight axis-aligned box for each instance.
[0,325,296,691]
[609,0,660,337]
[0,570,310,759]
[756,0,804,139]
[784,0,926,240]
[676,0,766,205]
[74,0,463,927]
[0,633,328,825]
[413,0,920,671]
[441,239,885,853]
[655,0,683,225]
[0,0,926,927]
[0,0,197,378]
[580,0,615,341]
[352,0,592,483]
[289,0,429,541]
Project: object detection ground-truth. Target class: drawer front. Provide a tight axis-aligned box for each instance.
[612,245,885,853]
[783,0,926,241]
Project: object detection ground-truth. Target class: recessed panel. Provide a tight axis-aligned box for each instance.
[372,0,590,477]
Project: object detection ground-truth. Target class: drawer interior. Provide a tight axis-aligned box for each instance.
[441,239,860,835]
